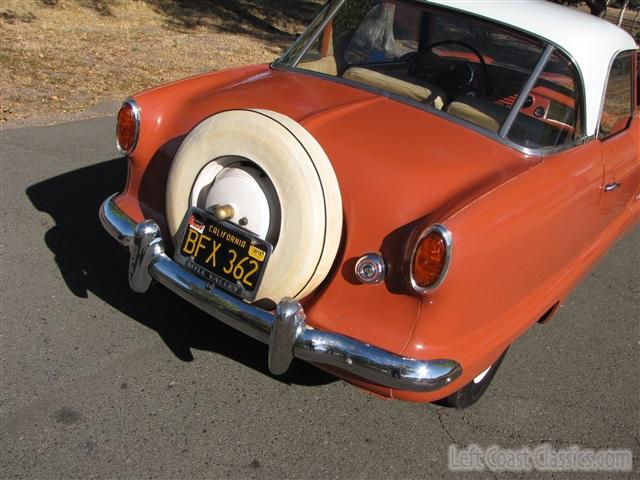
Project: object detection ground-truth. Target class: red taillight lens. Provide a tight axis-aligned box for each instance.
[116,101,138,154]
[411,228,449,291]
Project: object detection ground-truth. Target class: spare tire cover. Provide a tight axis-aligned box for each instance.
[166,109,343,302]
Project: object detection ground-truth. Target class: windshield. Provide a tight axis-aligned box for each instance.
[277,0,584,149]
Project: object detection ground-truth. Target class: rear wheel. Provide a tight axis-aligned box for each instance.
[437,349,508,409]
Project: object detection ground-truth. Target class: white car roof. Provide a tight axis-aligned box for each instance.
[425,0,637,135]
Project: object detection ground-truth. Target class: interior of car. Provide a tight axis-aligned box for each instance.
[291,1,582,149]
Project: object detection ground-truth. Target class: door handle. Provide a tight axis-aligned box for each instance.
[604,182,621,192]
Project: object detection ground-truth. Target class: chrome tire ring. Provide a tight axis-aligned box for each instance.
[190,160,278,241]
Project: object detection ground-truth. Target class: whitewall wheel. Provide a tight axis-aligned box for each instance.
[166,109,343,303]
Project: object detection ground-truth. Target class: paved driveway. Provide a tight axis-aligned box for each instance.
[1,117,638,479]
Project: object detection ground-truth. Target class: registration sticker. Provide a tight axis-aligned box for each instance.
[248,245,266,262]
[187,214,205,234]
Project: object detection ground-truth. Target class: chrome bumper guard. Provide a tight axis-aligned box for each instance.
[99,194,462,392]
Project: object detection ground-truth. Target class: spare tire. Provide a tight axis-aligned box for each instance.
[166,109,343,303]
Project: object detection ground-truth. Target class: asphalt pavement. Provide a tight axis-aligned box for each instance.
[1,117,638,479]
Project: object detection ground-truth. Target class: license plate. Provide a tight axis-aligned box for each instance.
[173,207,273,301]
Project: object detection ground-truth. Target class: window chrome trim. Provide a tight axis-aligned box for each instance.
[408,224,452,294]
[498,45,555,137]
[116,98,141,155]
[271,63,588,157]
[271,0,592,154]
[278,0,345,66]
[557,46,587,142]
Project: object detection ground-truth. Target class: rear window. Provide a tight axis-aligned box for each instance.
[278,0,586,151]
[343,3,420,64]
[430,12,542,74]
[508,50,583,148]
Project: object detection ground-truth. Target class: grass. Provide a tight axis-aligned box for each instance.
[0,1,636,124]
[0,0,324,122]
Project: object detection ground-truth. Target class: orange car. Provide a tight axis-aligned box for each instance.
[100,0,639,407]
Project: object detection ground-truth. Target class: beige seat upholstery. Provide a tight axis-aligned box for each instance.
[299,56,338,76]
[446,99,510,133]
[343,67,445,110]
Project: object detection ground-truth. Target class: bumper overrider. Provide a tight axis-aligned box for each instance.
[99,194,462,392]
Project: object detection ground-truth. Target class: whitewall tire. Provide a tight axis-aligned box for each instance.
[166,109,343,303]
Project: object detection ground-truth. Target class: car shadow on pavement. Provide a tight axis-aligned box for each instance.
[25,157,336,387]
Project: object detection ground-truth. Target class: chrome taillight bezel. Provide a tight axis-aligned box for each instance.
[116,98,141,155]
[408,224,453,294]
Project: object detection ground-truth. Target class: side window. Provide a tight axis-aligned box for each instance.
[599,51,633,139]
[508,50,583,148]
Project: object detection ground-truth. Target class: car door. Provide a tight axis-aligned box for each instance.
[598,50,640,220]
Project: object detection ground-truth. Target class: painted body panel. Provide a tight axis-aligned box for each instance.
[118,66,536,356]
[600,121,640,218]
[396,135,639,401]
[113,60,639,401]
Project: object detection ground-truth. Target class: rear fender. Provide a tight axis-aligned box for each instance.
[401,140,605,396]
[118,65,270,223]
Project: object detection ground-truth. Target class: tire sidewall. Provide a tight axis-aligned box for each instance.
[166,109,342,302]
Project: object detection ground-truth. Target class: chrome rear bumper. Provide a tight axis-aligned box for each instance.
[99,194,462,392]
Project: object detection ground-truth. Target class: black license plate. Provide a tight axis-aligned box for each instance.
[174,207,272,301]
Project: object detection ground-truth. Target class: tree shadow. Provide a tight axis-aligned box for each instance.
[25,158,336,387]
[148,0,324,41]
[44,0,325,41]
[40,0,115,17]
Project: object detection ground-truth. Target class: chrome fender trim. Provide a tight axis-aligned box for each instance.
[99,194,462,392]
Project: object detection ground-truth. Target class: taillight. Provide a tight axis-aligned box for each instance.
[116,100,140,155]
[409,224,452,293]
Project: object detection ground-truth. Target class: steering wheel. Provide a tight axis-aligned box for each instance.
[408,40,488,99]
